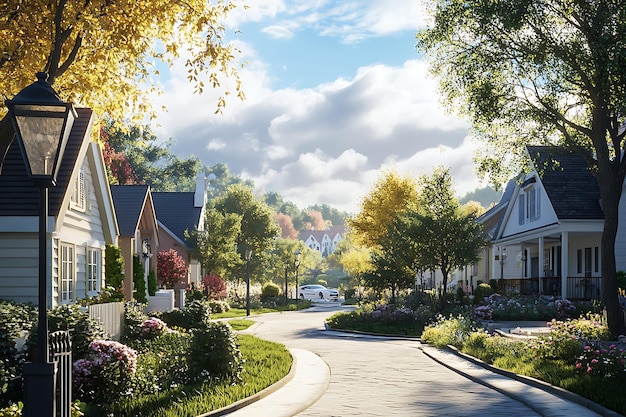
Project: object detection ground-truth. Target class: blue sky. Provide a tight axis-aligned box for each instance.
[152,1,484,213]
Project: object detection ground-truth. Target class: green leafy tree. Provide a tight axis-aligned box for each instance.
[265,239,307,300]
[103,121,202,191]
[417,0,626,336]
[186,206,242,278]
[214,184,281,256]
[212,184,280,289]
[363,239,415,305]
[411,168,486,310]
[205,163,254,200]
[307,203,349,226]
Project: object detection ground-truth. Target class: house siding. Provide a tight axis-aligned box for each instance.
[54,158,106,305]
[0,233,45,304]
[501,177,558,239]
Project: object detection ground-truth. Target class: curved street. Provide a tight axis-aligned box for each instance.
[242,303,543,417]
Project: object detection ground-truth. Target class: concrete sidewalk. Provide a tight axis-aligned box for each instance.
[210,349,330,417]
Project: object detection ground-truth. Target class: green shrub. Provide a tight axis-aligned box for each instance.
[159,300,212,330]
[421,315,477,348]
[0,301,35,407]
[207,300,230,314]
[25,304,105,361]
[147,270,157,297]
[105,244,124,298]
[189,322,243,382]
[133,331,192,395]
[343,287,356,301]
[122,302,149,342]
[133,255,147,303]
[260,283,280,302]
[473,283,493,303]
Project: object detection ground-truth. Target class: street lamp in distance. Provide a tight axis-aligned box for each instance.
[294,250,301,303]
[5,72,77,417]
[245,247,253,316]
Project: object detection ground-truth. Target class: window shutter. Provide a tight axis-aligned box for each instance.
[518,193,525,225]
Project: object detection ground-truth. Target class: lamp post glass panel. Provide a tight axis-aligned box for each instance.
[294,250,301,302]
[5,72,77,417]
[245,247,252,316]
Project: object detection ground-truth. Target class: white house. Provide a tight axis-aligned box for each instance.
[0,109,118,307]
[300,225,345,257]
[483,146,613,300]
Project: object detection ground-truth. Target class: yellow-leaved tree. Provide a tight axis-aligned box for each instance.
[0,0,244,121]
[347,170,419,250]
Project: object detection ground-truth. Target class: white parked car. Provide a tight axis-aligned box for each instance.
[298,284,339,301]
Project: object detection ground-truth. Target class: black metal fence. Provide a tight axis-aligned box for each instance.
[497,276,602,300]
[49,331,71,417]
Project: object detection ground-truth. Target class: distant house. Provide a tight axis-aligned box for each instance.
[110,185,158,301]
[0,109,118,307]
[300,225,345,257]
[152,174,209,289]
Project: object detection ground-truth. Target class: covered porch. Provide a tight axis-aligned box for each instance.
[494,224,603,301]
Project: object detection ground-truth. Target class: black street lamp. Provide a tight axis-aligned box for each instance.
[294,250,301,302]
[245,247,253,316]
[5,72,77,417]
[284,263,289,305]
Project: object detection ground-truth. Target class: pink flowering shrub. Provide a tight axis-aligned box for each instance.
[473,305,494,321]
[73,340,138,402]
[575,344,626,378]
[140,317,167,338]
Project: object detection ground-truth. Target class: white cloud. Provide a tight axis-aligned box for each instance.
[147,2,482,213]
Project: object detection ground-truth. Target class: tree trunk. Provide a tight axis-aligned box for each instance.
[597,171,626,339]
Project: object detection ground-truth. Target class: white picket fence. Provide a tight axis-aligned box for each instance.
[88,302,125,341]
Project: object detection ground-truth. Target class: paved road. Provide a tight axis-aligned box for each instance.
[243,303,542,417]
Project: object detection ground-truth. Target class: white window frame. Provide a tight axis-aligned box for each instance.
[70,170,86,212]
[60,243,76,303]
[86,246,101,294]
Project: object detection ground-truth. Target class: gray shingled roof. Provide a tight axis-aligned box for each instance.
[527,146,603,220]
[110,185,150,237]
[0,108,92,216]
[151,192,201,247]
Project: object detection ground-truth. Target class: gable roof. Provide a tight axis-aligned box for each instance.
[0,108,93,216]
[477,179,516,239]
[527,146,603,220]
[152,191,202,246]
[110,185,154,237]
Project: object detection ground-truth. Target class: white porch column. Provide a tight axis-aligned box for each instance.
[538,237,544,295]
[561,231,569,298]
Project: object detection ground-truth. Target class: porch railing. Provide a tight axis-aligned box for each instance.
[497,276,602,300]
[49,331,72,417]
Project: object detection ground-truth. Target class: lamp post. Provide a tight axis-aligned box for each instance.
[284,263,289,305]
[5,72,77,417]
[499,246,507,294]
[245,247,253,316]
[294,250,301,302]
